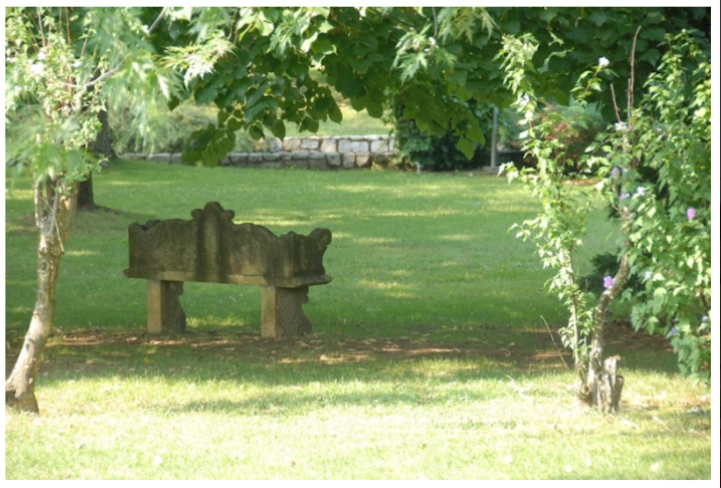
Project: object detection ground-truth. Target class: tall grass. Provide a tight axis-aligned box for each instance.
[4,161,711,479]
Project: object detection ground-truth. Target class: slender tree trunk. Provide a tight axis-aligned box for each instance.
[5,180,77,413]
[577,251,629,412]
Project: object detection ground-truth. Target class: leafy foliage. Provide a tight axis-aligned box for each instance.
[157,7,709,166]
[592,31,711,380]
[502,28,711,387]
[499,33,605,369]
[391,97,493,171]
[5,7,179,176]
[531,100,606,174]
[5,9,104,186]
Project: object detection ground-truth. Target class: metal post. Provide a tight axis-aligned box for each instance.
[491,106,499,169]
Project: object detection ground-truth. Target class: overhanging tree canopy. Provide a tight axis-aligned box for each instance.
[154,6,709,165]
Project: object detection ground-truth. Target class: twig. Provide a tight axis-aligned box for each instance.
[541,315,570,370]
[610,84,622,123]
[63,7,71,44]
[36,7,46,46]
[628,26,642,128]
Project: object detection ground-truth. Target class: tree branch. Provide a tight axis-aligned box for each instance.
[35,7,46,46]
[628,26,642,127]
[148,7,167,35]
[610,84,622,123]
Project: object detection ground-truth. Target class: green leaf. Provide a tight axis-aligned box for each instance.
[328,102,342,123]
[350,96,366,112]
[195,84,219,105]
[639,48,661,65]
[311,37,335,55]
[501,19,520,35]
[465,124,485,145]
[640,26,666,41]
[271,119,286,139]
[456,137,475,160]
[244,96,277,122]
[366,100,383,119]
[248,124,264,140]
[588,11,609,26]
[448,69,468,85]
[217,110,230,125]
[227,117,243,132]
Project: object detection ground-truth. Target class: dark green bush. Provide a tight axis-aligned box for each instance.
[390,98,494,172]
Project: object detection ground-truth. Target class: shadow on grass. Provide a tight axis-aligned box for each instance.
[5,322,681,414]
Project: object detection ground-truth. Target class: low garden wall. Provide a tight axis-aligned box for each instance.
[122,135,398,170]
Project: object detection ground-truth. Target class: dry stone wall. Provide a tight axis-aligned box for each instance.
[122,135,398,170]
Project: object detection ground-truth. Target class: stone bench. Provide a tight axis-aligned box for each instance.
[123,202,332,338]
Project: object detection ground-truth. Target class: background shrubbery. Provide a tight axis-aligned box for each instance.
[388,95,605,173]
[389,98,493,171]
[108,96,256,155]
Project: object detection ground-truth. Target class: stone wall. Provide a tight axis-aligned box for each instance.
[122,135,398,170]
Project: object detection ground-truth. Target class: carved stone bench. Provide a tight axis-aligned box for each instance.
[123,202,332,338]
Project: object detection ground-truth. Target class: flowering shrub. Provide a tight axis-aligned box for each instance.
[501,29,711,391]
[498,35,615,397]
[591,30,711,381]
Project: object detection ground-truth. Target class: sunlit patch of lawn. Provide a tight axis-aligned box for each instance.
[5,161,710,479]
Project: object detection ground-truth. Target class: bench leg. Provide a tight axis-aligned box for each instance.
[146,280,186,334]
[261,286,312,338]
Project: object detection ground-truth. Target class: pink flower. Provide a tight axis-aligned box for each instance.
[636,186,646,196]
[603,276,614,289]
[619,193,630,201]
[687,207,696,220]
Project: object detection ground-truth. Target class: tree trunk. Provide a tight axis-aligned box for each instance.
[5,181,77,413]
[92,109,117,161]
[577,252,629,412]
[78,109,116,210]
[77,172,96,210]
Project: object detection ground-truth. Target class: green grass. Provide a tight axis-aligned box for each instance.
[5,161,711,479]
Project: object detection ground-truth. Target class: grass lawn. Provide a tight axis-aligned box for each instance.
[4,161,712,479]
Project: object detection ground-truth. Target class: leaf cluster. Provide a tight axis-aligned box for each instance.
[157,7,709,166]
[593,31,711,380]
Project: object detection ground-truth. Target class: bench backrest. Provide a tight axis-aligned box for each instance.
[124,202,331,288]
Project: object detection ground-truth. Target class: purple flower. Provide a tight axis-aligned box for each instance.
[636,186,646,196]
[687,207,696,220]
[669,326,678,336]
[603,276,614,289]
[611,167,620,177]
[619,193,630,201]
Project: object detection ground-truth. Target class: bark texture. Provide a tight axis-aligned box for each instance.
[577,252,629,413]
[5,181,77,413]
